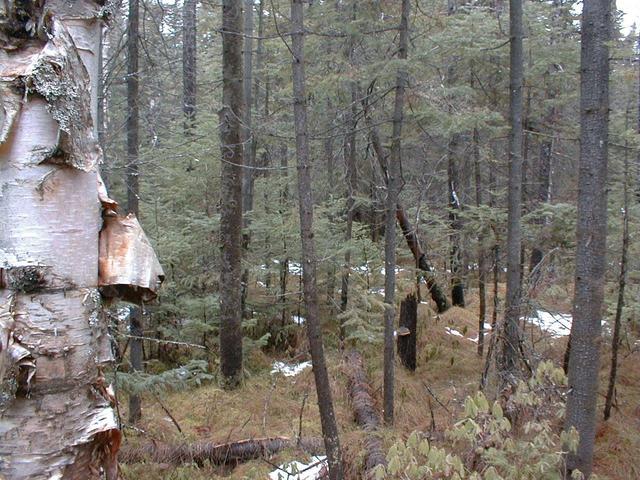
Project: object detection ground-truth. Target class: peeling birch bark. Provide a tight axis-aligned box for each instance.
[0,2,161,478]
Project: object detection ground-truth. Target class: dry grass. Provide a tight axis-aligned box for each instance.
[119,281,639,479]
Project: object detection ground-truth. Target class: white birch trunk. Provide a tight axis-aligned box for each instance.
[0,2,162,478]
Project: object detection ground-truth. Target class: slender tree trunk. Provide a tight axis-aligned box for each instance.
[604,110,630,421]
[474,128,486,356]
[290,1,343,477]
[183,0,197,133]
[383,0,410,426]
[240,0,255,319]
[564,0,610,476]
[340,7,358,335]
[219,0,245,389]
[448,136,465,307]
[498,0,524,389]
[126,0,143,424]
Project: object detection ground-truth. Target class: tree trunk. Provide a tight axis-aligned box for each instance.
[125,0,144,425]
[473,128,487,356]
[604,108,630,421]
[397,294,417,371]
[290,1,343,477]
[383,0,410,426]
[448,136,465,307]
[219,0,245,389]
[0,1,160,477]
[183,0,197,132]
[240,0,254,320]
[564,0,610,476]
[340,17,358,336]
[345,350,387,474]
[498,0,524,389]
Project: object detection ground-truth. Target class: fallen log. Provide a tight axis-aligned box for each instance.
[345,350,387,475]
[119,436,324,467]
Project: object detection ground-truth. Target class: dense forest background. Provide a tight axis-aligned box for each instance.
[97,0,640,478]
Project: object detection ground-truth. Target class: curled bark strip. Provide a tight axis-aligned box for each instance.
[0,85,20,144]
[119,436,324,466]
[99,213,165,303]
[344,350,387,474]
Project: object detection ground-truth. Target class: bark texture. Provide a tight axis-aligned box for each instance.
[383,0,410,426]
[219,0,245,388]
[345,350,387,474]
[126,0,142,424]
[499,0,524,388]
[564,0,610,476]
[0,1,159,477]
[182,0,197,131]
[290,1,343,477]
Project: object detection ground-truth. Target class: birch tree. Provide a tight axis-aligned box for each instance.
[0,0,162,478]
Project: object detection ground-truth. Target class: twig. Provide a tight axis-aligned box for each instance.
[297,391,309,447]
[153,392,184,435]
[422,382,451,415]
[262,379,277,436]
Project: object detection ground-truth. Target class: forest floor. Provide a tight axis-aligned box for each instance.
[118,284,640,480]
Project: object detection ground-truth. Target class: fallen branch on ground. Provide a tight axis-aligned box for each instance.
[345,350,387,475]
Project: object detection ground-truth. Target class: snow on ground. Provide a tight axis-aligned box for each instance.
[292,315,306,325]
[525,310,572,337]
[288,262,303,275]
[268,456,328,480]
[370,287,385,296]
[445,327,465,338]
[378,266,405,275]
[271,361,312,377]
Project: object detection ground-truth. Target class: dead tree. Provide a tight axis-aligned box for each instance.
[397,294,417,371]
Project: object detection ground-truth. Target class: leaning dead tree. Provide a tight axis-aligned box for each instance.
[345,350,387,475]
[0,2,163,478]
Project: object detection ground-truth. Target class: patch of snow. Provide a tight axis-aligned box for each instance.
[269,455,328,480]
[445,327,465,338]
[370,287,385,296]
[289,262,303,275]
[271,361,312,377]
[352,264,370,274]
[525,310,572,337]
[379,266,405,275]
[292,315,306,325]
[257,281,267,287]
